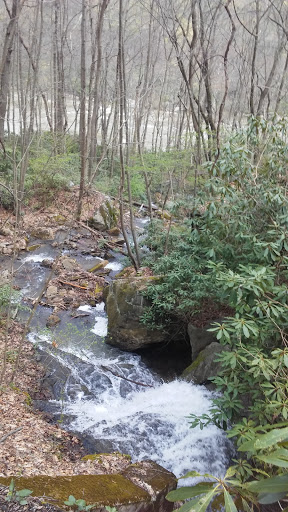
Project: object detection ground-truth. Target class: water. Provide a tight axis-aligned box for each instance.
[15,243,231,480]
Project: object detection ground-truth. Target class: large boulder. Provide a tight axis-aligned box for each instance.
[89,199,119,232]
[105,277,166,351]
[0,460,176,512]
[182,342,228,385]
[187,322,217,360]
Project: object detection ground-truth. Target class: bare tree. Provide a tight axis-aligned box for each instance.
[0,0,25,142]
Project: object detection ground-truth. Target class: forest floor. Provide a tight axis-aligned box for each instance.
[0,188,136,510]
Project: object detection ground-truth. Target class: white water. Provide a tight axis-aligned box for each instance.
[65,380,229,478]
[22,253,54,263]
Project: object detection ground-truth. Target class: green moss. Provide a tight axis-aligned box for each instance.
[82,452,131,462]
[54,215,66,224]
[27,244,41,252]
[88,261,108,273]
[182,352,205,376]
[0,474,150,508]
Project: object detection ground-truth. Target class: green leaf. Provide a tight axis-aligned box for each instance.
[241,498,254,512]
[17,489,33,497]
[255,427,288,449]
[242,324,250,338]
[258,491,288,505]
[224,488,238,512]
[177,498,201,512]
[76,499,86,508]
[257,449,288,468]
[166,483,214,501]
[64,495,76,505]
[238,439,256,453]
[193,488,218,512]
[247,474,288,494]
[19,500,28,505]
[180,471,201,479]
[8,479,15,493]
[225,466,237,478]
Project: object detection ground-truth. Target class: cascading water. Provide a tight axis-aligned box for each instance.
[17,245,231,481]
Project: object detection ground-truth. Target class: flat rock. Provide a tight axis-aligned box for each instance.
[0,460,176,512]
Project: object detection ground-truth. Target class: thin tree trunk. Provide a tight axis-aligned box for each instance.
[77,0,87,221]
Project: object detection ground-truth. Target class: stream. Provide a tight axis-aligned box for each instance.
[11,228,232,481]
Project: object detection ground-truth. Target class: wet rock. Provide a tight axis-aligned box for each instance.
[105,277,167,351]
[182,342,229,384]
[0,460,176,512]
[46,313,61,328]
[30,227,53,240]
[41,258,54,268]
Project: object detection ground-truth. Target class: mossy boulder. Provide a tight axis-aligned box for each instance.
[89,200,119,232]
[104,277,166,351]
[182,342,229,384]
[0,460,176,512]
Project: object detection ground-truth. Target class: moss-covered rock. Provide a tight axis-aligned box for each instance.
[182,342,229,384]
[105,277,166,351]
[88,260,109,273]
[0,460,176,512]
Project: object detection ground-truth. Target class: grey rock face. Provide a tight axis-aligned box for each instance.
[182,342,228,384]
[187,322,217,360]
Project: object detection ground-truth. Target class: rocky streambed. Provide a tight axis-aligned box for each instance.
[0,215,232,510]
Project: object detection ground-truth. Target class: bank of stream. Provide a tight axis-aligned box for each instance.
[9,223,231,482]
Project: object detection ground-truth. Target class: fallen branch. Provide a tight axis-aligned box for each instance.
[58,280,87,290]
[0,427,23,444]
[71,313,90,319]
[76,220,100,236]
[100,365,154,388]
[76,221,127,255]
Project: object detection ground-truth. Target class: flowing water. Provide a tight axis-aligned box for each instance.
[14,243,232,481]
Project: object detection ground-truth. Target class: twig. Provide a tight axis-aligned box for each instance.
[0,427,22,444]
[71,313,90,319]
[100,365,154,388]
